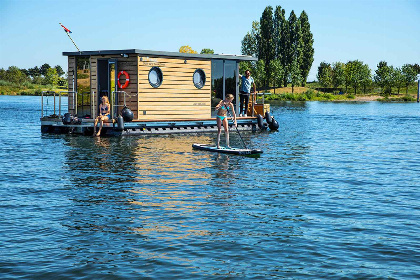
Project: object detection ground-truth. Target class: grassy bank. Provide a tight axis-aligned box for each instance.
[262,83,419,102]
[0,80,65,96]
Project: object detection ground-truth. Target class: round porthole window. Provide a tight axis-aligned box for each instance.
[193,69,206,89]
[148,67,163,88]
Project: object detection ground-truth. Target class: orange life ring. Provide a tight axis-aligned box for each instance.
[117,71,130,89]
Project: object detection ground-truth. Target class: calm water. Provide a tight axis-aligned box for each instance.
[0,96,419,279]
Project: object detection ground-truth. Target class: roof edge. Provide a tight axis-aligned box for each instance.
[62,49,258,61]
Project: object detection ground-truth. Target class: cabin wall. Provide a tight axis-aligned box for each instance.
[67,54,211,120]
[137,56,211,120]
[89,55,139,119]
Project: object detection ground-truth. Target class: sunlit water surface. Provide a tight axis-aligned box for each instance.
[0,96,419,279]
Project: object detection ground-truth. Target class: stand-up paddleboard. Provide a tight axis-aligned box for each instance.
[192,144,263,155]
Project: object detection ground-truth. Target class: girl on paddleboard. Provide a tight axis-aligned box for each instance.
[215,94,237,148]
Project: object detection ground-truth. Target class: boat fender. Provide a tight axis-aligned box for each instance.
[117,115,124,131]
[62,113,73,125]
[256,114,264,129]
[269,117,279,130]
[121,106,134,122]
[265,112,273,124]
[117,71,130,89]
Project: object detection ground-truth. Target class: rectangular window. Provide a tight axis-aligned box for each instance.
[211,60,223,109]
[224,60,237,104]
[76,56,91,117]
[211,60,239,113]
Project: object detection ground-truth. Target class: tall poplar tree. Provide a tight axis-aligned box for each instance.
[241,21,260,58]
[258,6,275,87]
[273,6,285,65]
[286,11,298,86]
[279,12,290,86]
[241,5,314,89]
[299,11,314,86]
[287,11,303,88]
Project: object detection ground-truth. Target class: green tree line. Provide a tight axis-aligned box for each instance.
[0,63,67,87]
[317,61,419,94]
[240,5,314,92]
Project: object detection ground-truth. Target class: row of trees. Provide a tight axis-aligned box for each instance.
[179,45,215,54]
[317,61,419,94]
[241,5,314,91]
[0,63,66,86]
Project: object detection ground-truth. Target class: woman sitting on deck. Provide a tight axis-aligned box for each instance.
[215,94,237,148]
[93,96,111,137]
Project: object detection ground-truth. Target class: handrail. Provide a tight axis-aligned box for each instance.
[41,91,75,117]
[256,92,271,105]
[41,91,60,117]
[112,91,127,108]
[111,91,128,118]
[110,91,140,118]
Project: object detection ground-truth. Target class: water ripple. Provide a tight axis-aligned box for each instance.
[1,97,419,279]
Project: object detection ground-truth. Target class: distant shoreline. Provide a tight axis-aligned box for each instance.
[1,93,417,102]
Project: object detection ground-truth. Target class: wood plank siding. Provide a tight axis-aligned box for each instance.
[137,56,211,120]
[67,56,75,115]
[67,53,212,121]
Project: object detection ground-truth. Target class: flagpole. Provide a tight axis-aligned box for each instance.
[59,23,81,53]
[66,32,80,53]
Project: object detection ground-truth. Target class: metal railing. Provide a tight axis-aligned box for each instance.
[111,91,138,117]
[256,92,271,105]
[41,91,74,117]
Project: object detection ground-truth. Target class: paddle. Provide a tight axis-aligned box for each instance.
[226,108,248,149]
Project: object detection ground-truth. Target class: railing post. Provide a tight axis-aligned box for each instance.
[59,91,61,116]
[417,79,419,103]
[53,91,56,116]
[41,91,44,117]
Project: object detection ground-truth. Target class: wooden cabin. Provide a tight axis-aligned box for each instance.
[63,49,258,120]
[41,49,272,136]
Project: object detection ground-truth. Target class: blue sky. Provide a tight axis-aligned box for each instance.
[0,0,419,81]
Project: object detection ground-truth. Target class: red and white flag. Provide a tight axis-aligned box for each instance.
[60,23,72,33]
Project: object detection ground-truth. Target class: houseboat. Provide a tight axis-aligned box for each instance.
[40,49,273,136]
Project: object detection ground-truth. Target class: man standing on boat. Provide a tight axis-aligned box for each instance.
[239,70,256,117]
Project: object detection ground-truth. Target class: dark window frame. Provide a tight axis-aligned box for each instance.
[193,69,206,89]
[148,67,163,88]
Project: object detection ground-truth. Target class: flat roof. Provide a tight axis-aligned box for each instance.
[62,49,258,61]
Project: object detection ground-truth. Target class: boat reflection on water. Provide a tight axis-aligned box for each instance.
[62,134,237,239]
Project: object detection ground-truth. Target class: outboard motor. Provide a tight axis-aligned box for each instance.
[121,106,134,122]
[269,117,279,131]
[62,113,73,124]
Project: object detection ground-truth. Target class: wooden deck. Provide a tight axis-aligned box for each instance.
[40,116,259,136]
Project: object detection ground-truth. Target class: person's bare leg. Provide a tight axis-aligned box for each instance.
[224,118,230,148]
[93,117,98,136]
[96,117,103,136]
[216,118,222,148]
